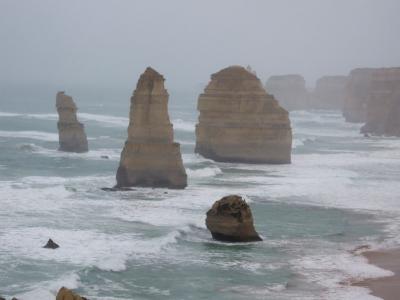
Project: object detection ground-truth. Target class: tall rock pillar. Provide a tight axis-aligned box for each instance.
[116,67,187,189]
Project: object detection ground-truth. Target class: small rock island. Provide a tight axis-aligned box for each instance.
[206,195,262,242]
[116,67,187,189]
[56,91,88,153]
[195,65,292,164]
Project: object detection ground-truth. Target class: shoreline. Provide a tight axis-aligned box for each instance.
[353,249,400,300]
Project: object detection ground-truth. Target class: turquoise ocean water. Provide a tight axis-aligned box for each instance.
[1,87,400,299]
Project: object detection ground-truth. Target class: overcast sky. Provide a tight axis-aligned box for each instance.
[0,0,399,90]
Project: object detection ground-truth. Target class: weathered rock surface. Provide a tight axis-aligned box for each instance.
[343,68,376,123]
[206,195,262,242]
[361,68,400,136]
[313,76,348,110]
[116,67,187,189]
[56,287,87,300]
[265,74,311,111]
[195,66,292,164]
[43,238,59,249]
[56,91,88,153]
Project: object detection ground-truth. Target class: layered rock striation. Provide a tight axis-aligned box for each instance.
[195,66,292,164]
[265,74,311,111]
[56,91,88,153]
[343,68,376,123]
[313,76,348,110]
[206,195,262,242]
[361,68,400,136]
[116,67,187,189]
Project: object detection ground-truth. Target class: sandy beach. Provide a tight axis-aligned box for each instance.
[354,250,400,300]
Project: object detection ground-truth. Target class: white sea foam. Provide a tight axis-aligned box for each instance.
[0,130,58,141]
[186,166,222,178]
[172,118,196,132]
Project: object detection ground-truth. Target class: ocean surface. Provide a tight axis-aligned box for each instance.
[1,89,400,300]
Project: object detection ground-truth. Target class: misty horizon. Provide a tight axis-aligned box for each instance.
[1,0,399,91]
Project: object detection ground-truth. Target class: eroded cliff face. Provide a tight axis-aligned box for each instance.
[195,66,292,164]
[56,91,88,153]
[265,74,311,111]
[343,68,376,123]
[361,68,400,136]
[116,67,187,189]
[313,76,348,110]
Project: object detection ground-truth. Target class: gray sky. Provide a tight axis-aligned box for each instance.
[0,0,399,90]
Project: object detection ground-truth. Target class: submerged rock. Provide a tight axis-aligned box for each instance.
[206,195,262,242]
[56,91,88,153]
[43,238,59,249]
[195,65,292,164]
[116,67,187,189]
[313,75,348,110]
[101,187,136,192]
[343,68,375,123]
[361,68,400,137]
[265,74,311,111]
[56,287,87,300]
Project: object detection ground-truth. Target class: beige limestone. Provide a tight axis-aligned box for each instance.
[343,68,376,123]
[56,287,86,300]
[265,74,311,111]
[116,67,187,189]
[206,195,262,242]
[361,68,400,136]
[313,75,348,110]
[56,91,88,153]
[195,66,292,164]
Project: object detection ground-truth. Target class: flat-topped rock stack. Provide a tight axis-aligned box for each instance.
[265,74,311,111]
[313,76,348,110]
[343,68,376,123]
[56,91,88,153]
[361,68,400,136]
[195,66,292,164]
[116,67,187,189]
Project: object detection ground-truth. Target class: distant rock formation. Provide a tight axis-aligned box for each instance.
[361,68,400,136]
[56,287,87,300]
[206,195,262,242]
[313,76,348,110]
[265,74,311,111]
[43,238,59,249]
[56,91,88,153]
[116,67,187,189]
[195,66,292,164]
[343,68,376,123]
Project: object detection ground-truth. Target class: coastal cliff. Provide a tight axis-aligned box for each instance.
[195,66,292,164]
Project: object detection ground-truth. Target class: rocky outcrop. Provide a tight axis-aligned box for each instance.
[361,68,400,136]
[265,74,311,111]
[195,66,292,164]
[206,195,262,242]
[313,76,348,110]
[43,238,59,249]
[56,92,88,153]
[56,287,87,300]
[116,67,187,189]
[343,68,376,123]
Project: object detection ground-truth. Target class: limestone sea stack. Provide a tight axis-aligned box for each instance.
[195,66,292,164]
[56,91,88,153]
[265,74,311,111]
[361,68,400,136]
[313,76,348,110]
[343,68,376,123]
[56,287,87,300]
[116,67,187,189]
[206,195,262,242]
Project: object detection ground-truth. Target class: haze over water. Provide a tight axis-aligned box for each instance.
[1,1,400,300]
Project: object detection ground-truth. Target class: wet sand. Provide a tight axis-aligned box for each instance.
[354,250,400,300]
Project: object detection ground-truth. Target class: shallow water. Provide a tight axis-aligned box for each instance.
[1,91,400,299]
